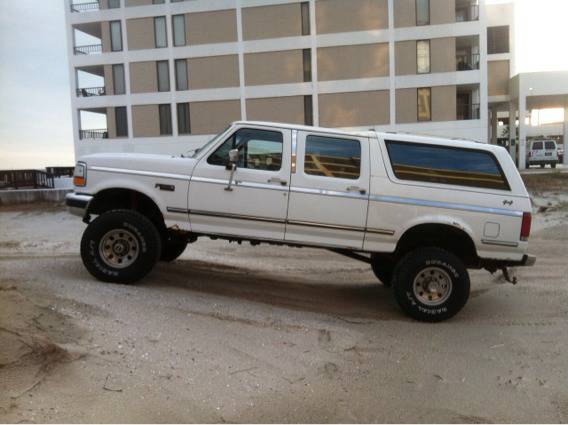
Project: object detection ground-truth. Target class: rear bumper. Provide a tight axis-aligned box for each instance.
[65,192,93,218]
[521,254,536,267]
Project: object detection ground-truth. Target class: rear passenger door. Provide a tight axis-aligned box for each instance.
[285,131,370,249]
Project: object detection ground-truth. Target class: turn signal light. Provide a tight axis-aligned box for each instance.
[73,176,86,186]
[520,212,532,241]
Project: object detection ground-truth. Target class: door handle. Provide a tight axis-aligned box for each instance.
[346,186,366,195]
[267,177,288,186]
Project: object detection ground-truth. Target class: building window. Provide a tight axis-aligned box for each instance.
[110,21,122,51]
[175,59,188,91]
[385,141,510,190]
[487,26,510,54]
[301,2,310,36]
[159,104,172,135]
[173,14,186,47]
[416,0,430,26]
[177,103,191,135]
[115,106,128,137]
[112,64,125,95]
[154,16,167,48]
[157,60,170,92]
[208,129,283,171]
[417,87,431,121]
[416,40,430,74]
[304,95,313,126]
[304,135,361,180]
[303,49,312,83]
[108,0,120,9]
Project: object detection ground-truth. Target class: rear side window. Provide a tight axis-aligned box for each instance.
[532,141,543,150]
[385,140,510,191]
[304,135,361,180]
[545,141,556,150]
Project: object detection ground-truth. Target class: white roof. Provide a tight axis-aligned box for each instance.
[232,121,494,152]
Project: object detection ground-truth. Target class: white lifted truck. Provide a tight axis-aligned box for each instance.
[66,121,535,322]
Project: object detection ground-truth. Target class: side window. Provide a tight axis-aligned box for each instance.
[304,135,361,180]
[385,141,510,191]
[207,128,283,171]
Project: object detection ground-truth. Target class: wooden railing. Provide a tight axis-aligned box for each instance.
[0,170,55,190]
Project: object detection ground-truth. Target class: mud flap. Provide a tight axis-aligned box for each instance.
[501,266,518,284]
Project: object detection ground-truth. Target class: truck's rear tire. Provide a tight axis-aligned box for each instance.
[80,209,161,284]
[370,254,394,287]
[391,247,470,322]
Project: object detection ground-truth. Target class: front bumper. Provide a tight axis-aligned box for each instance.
[65,192,93,218]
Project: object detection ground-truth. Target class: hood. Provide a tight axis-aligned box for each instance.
[79,152,198,177]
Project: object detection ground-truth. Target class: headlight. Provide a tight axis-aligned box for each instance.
[73,162,87,187]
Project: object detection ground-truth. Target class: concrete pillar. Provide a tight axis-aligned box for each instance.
[564,104,568,166]
[490,106,498,145]
[518,95,527,170]
[508,101,516,160]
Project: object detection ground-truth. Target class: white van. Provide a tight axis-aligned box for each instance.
[527,139,559,168]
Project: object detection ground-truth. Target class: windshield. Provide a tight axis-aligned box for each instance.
[183,125,232,158]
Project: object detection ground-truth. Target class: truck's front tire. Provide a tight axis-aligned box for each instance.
[80,210,161,284]
[160,235,188,262]
[370,254,394,287]
[392,247,470,322]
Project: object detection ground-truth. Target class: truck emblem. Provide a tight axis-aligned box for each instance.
[503,200,513,206]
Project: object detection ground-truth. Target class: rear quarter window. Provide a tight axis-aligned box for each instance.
[385,140,510,191]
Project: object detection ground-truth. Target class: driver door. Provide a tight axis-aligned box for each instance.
[188,126,291,241]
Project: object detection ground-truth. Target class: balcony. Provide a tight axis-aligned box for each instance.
[456,0,479,22]
[456,53,480,71]
[73,22,103,55]
[74,44,103,55]
[70,1,100,12]
[456,35,480,71]
[76,87,106,97]
[80,129,108,140]
[457,103,480,120]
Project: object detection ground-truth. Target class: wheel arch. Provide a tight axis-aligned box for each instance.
[86,187,166,233]
[395,220,479,267]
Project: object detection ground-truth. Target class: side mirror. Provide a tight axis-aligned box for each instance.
[228,148,239,164]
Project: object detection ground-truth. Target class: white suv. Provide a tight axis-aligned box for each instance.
[66,121,535,322]
[527,139,559,168]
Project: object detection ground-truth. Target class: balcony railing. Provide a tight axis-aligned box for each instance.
[70,1,100,12]
[456,53,480,71]
[80,129,108,140]
[74,44,102,55]
[456,4,479,22]
[457,103,480,120]
[76,87,106,97]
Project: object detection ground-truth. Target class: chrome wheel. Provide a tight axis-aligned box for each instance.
[98,229,139,269]
[412,266,453,306]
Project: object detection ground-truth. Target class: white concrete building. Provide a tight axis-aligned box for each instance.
[64,0,566,169]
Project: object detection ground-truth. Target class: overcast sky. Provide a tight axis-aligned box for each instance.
[1,0,567,170]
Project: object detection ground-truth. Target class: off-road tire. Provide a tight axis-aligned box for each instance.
[80,209,161,284]
[392,247,470,322]
[370,254,395,287]
[160,235,188,262]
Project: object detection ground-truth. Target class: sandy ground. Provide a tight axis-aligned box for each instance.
[0,193,567,423]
